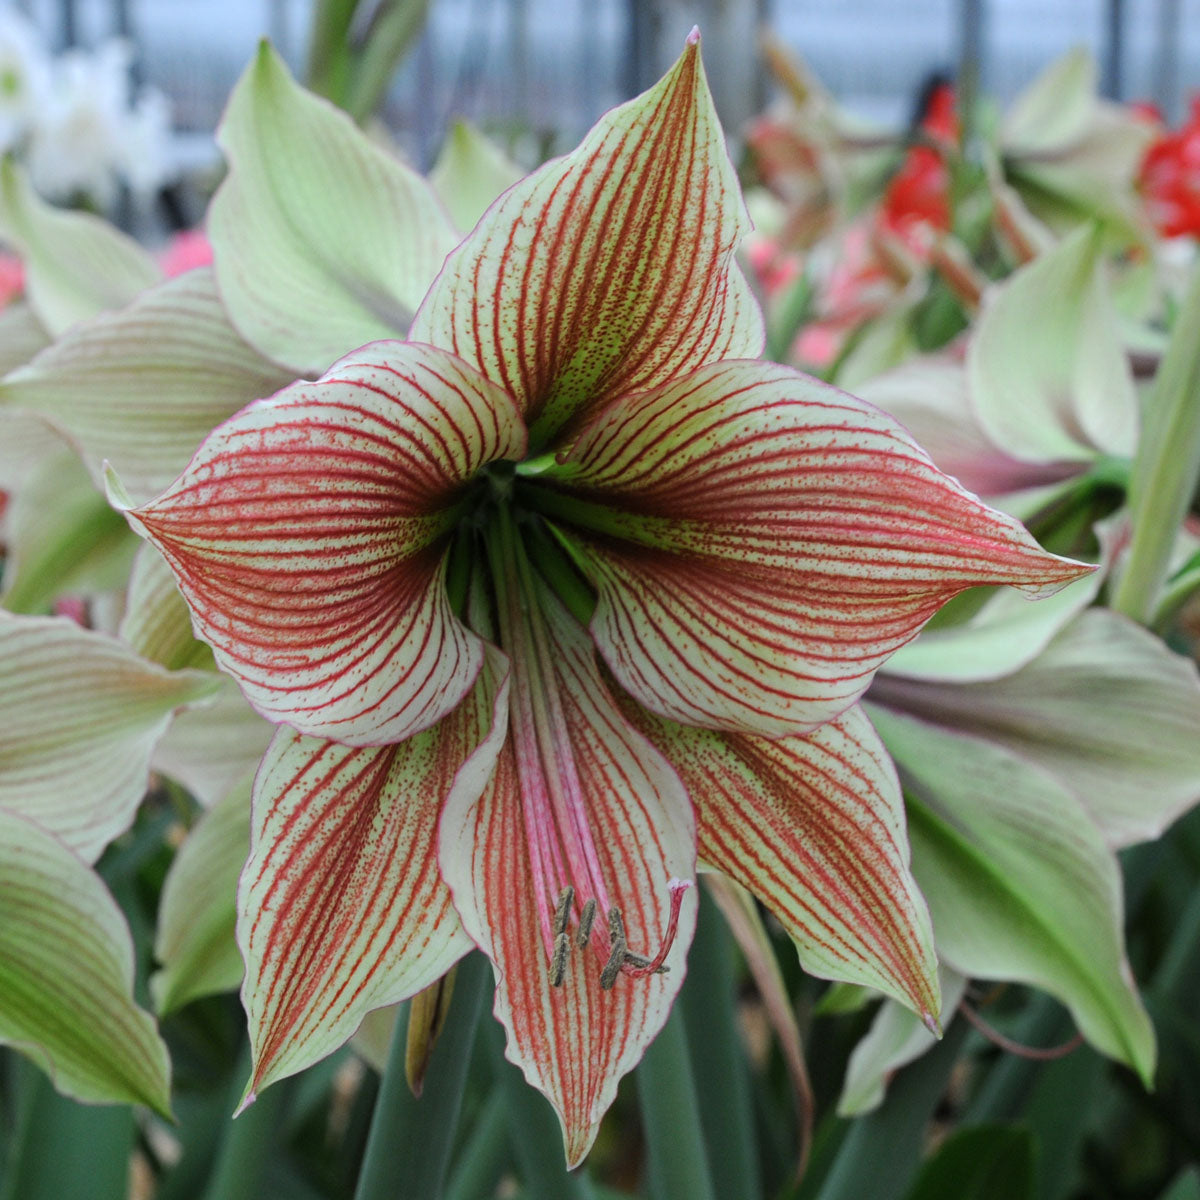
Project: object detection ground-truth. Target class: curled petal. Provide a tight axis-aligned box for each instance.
[439,589,696,1166]
[113,342,526,745]
[411,36,762,444]
[629,702,940,1021]
[552,360,1090,736]
[239,650,508,1098]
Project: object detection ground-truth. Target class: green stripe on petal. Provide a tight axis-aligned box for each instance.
[868,701,1156,1084]
[550,359,1090,737]
[0,159,160,337]
[629,702,940,1023]
[114,342,526,746]
[237,648,508,1099]
[0,613,219,862]
[210,42,458,375]
[0,807,171,1112]
[411,36,763,444]
[439,587,696,1167]
[0,268,296,505]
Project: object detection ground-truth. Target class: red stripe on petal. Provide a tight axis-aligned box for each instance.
[439,587,695,1165]
[628,700,939,1020]
[410,41,763,444]
[240,650,509,1094]
[548,359,1092,737]
[122,342,526,745]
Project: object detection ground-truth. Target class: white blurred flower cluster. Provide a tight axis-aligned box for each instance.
[0,9,171,208]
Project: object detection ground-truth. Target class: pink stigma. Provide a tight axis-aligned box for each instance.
[621,878,693,979]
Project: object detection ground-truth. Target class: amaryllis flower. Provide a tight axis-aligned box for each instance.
[110,35,1089,1161]
[1139,96,1200,238]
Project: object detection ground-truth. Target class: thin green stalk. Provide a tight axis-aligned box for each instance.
[305,0,358,103]
[811,1020,968,1200]
[637,1004,718,1200]
[202,1048,292,1200]
[1111,262,1200,623]
[345,0,432,123]
[354,951,491,1200]
[1,1057,134,1200]
[444,1093,512,1200]
[679,891,761,1200]
[483,1019,591,1200]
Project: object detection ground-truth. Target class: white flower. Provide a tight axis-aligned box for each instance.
[0,10,50,152]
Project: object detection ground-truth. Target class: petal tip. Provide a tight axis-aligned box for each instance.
[686,24,701,46]
[922,1010,942,1039]
[233,1089,257,1118]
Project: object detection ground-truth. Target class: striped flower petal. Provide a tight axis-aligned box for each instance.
[0,807,171,1112]
[238,649,508,1098]
[0,613,219,862]
[550,359,1091,737]
[439,588,696,1166]
[410,33,762,445]
[628,702,939,1021]
[0,267,295,504]
[112,342,526,746]
[210,43,458,375]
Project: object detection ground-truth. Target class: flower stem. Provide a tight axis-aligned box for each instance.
[354,951,491,1200]
[679,890,762,1200]
[637,1005,718,1200]
[1111,262,1200,624]
[483,1019,593,1200]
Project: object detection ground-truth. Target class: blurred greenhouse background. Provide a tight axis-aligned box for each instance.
[8,0,1200,170]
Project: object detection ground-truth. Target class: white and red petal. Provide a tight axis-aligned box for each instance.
[410,36,762,444]
[115,342,525,745]
[553,359,1092,737]
[439,587,696,1166]
[239,650,508,1098]
[627,701,939,1020]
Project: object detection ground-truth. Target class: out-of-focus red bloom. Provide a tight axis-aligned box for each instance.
[1139,97,1200,237]
[747,236,803,298]
[880,83,958,246]
[0,253,24,309]
[157,229,214,277]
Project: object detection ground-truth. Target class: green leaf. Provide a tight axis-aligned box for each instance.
[0,267,295,504]
[0,159,160,337]
[0,612,220,862]
[0,807,171,1113]
[868,702,1155,1084]
[902,1125,1035,1200]
[967,224,1138,465]
[209,42,458,375]
[0,450,137,614]
[430,121,523,234]
[1113,261,1200,624]
[152,777,250,1014]
[838,968,967,1116]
